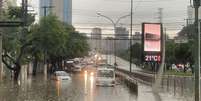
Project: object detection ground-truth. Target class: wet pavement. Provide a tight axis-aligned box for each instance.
[0,72,188,101]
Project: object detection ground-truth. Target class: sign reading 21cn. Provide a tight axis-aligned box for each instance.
[142,23,163,62]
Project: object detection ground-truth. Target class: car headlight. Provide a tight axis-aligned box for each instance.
[90,72,94,76]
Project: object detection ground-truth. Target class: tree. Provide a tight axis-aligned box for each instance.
[165,40,194,67]
[1,6,35,81]
[131,43,142,65]
[30,15,89,73]
[177,24,195,39]
[165,41,176,65]
[1,7,89,80]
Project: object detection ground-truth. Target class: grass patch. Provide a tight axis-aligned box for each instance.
[164,70,193,76]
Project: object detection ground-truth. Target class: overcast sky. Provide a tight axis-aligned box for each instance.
[23,0,190,37]
[73,0,190,37]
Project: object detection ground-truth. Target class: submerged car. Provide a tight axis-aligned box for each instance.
[54,71,71,81]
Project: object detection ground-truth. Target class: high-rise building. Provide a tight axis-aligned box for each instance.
[91,27,102,39]
[115,27,129,39]
[115,27,129,51]
[39,0,72,24]
[52,0,72,24]
[89,27,102,51]
[39,0,52,17]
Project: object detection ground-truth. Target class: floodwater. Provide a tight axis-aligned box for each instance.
[0,72,186,101]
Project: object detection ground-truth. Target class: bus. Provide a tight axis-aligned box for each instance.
[95,67,115,86]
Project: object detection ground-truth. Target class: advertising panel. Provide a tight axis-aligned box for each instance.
[142,23,162,62]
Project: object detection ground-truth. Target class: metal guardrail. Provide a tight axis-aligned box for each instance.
[116,68,152,85]
[115,70,138,92]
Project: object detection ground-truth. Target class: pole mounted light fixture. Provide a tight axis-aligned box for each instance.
[193,0,200,101]
[96,12,131,66]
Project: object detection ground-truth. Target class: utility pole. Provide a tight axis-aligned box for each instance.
[193,0,200,101]
[22,0,28,26]
[97,13,130,67]
[156,8,163,74]
[129,0,133,73]
[157,8,163,23]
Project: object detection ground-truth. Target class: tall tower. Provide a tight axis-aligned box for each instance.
[51,0,72,25]
[115,27,129,51]
[39,0,72,25]
[157,8,163,23]
[39,0,52,17]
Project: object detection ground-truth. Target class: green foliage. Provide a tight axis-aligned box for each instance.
[66,32,89,58]
[165,70,192,76]
[30,15,89,61]
[177,24,195,39]
[1,7,89,79]
[2,6,35,64]
[165,41,194,65]
[165,41,176,64]
[31,15,66,57]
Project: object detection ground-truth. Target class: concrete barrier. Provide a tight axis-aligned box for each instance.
[115,70,138,92]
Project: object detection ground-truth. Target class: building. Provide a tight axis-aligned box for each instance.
[91,27,102,39]
[88,28,102,52]
[39,0,52,16]
[115,27,129,39]
[132,32,142,40]
[51,0,72,24]
[115,27,129,51]
[39,0,72,24]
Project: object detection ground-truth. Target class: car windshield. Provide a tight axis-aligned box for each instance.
[97,70,114,78]
[56,72,69,76]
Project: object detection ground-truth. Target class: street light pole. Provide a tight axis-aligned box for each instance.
[129,0,133,73]
[97,13,130,66]
[193,0,200,101]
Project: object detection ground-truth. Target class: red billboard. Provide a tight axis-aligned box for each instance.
[144,23,161,52]
[142,23,162,62]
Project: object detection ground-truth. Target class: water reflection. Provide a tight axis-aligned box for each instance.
[0,73,162,101]
[56,81,61,96]
[84,71,95,101]
[84,72,88,101]
[90,74,94,101]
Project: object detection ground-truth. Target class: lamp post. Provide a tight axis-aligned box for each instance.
[129,0,133,73]
[193,0,200,101]
[97,13,130,66]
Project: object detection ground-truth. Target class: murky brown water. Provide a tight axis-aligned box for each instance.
[0,72,187,101]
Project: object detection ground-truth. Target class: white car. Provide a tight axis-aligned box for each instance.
[96,67,115,86]
[54,71,71,81]
[73,65,82,72]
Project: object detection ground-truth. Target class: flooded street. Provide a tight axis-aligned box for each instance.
[0,72,186,101]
